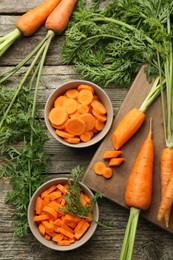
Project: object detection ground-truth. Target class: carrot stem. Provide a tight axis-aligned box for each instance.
[119,207,140,260]
[0,28,21,57]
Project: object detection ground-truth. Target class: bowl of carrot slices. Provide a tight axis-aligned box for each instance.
[44,80,113,148]
[28,177,99,251]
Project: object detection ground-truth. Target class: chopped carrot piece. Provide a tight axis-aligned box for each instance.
[78,89,93,105]
[65,137,81,144]
[77,84,94,94]
[80,131,93,142]
[42,221,55,233]
[74,218,86,234]
[58,240,71,246]
[41,185,57,199]
[55,129,74,139]
[74,221,90,240]
[48,107,68,126]
[54,95,68,107]
[56,227,74,239]
[94,161,107,175]
[78,103,89,114]
[65,88,79,99]
[109,157,125,166]
[43,206,58,220]
[63,214,81,224]
[57,183,67,193]
[102,150,122,159]
[34,215,50,222]
[95,119,105,131]
[38,223,46,236]
[45,234,51,240]
[52,233,64,243]
[92,109,107,122]
[63,98,78,114]
[65,118,86,135]
[102,167,113,179]
[35,196,44,215]
[79,113,96,131]
[91,99,107,115]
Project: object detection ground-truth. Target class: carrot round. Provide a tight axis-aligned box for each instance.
[124,121,154,210]
[78,89,94,105]
[79,113,96,131]
[16,0,62,37]
[112,108,145,150]
[45,0,77,34]
[91,99,107,115]
[65,118,86,135]
[102,167,113,179]
[94,161,107,175]
[48,107,68,125]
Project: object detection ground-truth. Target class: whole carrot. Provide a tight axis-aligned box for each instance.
[0,0,61,57]
[157,148,173,226]
[119,119,154,260]
[112,77,165,150]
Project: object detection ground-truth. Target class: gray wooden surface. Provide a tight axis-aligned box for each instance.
[0,2,173,260]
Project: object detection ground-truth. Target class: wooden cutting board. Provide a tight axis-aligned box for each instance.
[82,65,173,234]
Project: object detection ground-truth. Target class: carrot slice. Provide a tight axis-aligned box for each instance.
[102,150,122,159]
[35,196,44,214]
[55,129,74,139]
[48,107,68,126]
[78,89,93,105]
[95,119,105,131]
[92,109,107,122]
[77,103,89,114]
[77,84,94,94]
[65,137,81,144]
[56,227,74,239]
[41,185,57,199]
[74,221,90,240]
[54,95,68,107]
[79,113,96,131]
[94,161,107,175]
[65,118,86,135]
[38,223,46,236]
[63,98,78,114]
[43,206,58,220]
[52,233,64,243]
[91,99,107,115]
[34,215,50,222]
[65,88,79,99]
[102,167,113,179]
[80,131,93,142]
[109,157,125,166]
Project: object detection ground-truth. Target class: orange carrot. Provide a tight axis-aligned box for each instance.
[102,150,122,159]
[112,108,145,150]
[16,0,62,37]
[48,107,68,126]
[80,131,93,142]
[54,95,68,107]
[94,161,107,175]
[79,113,96,131]
[34,215,50,222]
[0,0,61,57]
[35,196,44,214]
[45,0,77,34]
[65,137,81,144]
[78,89,93,105]
[102,167,113,179]
[74,221,90,240]
[109,157,125,166]
[43,206,58,220]
[91,99,107,115]
[55,129,74,139]
[65,88,79,99]
[63,98,78,114]
[120,120,154,260]
[157,148,173,226]
[65,118,86,135]
[77,84,94,94]
[78,103,90,114]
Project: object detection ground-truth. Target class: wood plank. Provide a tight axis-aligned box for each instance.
[82,66,173,234]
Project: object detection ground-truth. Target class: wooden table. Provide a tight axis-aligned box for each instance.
[0,1,173,259]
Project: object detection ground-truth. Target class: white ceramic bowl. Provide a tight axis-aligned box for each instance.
[44,80,113,148]
[28,178,99,251]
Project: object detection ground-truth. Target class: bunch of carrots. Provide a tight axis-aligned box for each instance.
[34,182,92,245]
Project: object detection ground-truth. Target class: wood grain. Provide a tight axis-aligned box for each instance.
[82,66,173,234]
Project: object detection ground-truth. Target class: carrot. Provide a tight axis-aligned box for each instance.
[112,108,145,150]
[109,158,125,166]
[48,107,68,126]
[63,98,78,114]
[92,109,107,122]
[43,206,58,220]
[34,215,50,222]
[41,185,57,198]
[54,95,68,107]
[102,167,113,179]
[157,148,173,226]
[78,89,94,105]
[38,223,46,236]
[95,119,105,131]
[16,0,62,37]
[94,161,107,175]
[78,103,90,114]
[0,0,61,57]
[91,99,107,115]
[35,196,44,214]
[45,0,77,34]
[79,113,96,131]
[55,129,74,139]
[102,150,122,159]
[65,89,79,99]
[77,84,94,94]
[65,118,86,135]
[120,120,154,260]
[80,131,93,142]
[74,221,90,240]
[65,137,81,144]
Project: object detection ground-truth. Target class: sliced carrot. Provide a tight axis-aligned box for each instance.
[77,84,94,94]
[69,110,81,118]
[56,227,74,239]
[77,103,90,114]
[58,240,72,246]
[57,183,67,193]
[55,129,74,139]
[48,190,62,200]
[65,88,79,99]
[94,161,107,175]
[52,233,64,243]
[43,206,58,220]
[41,185,57,198]
[34,215,50,222]
[38,223,46,236]
[95,119,105,131]
[102,150,122,159]
[42,221,55,233]
[74,221,90,240]
[54,95,68,107]
[109,157,125,166]
[63,214,81,224]
[92,109,107,122]
[74,218,86,234]
[48,107,68,126]
[45,234,51,240]
[80,131,93,142]
[63,98,78,114]
[65,117,86,135]
[91,99,107,115]
[48,201,61,211]
[78,89,93,105]
[35,196,44,214]
[43,195,51,207]
[102,167,113,179]
[65,137,81,144]
[79,113,96,131]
